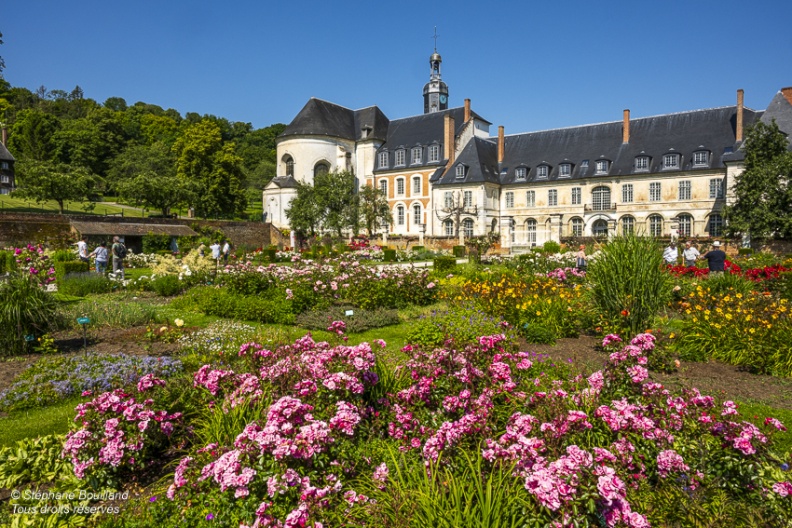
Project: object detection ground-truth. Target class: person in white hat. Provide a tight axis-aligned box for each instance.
[700,241,726,273]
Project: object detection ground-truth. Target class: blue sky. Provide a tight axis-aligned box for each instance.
[3,0,791,135]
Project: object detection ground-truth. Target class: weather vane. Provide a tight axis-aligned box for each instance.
[433,26,438,51]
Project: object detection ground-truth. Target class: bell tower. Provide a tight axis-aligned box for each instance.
[423,30,449,113]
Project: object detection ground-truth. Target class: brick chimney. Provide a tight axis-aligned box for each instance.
[622,109,630,144]
[781,87,792,106]
[498,126,505,164]
[444,114,455,166]
[464,98,471,123]
[736,89,744,143]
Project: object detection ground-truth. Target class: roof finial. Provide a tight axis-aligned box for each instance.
[433,26,438,52]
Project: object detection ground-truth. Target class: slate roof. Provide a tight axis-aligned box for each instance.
[269,176,299,189]
[354,106,390,142]
[0,142,15,161]
[433,136,500,186]
[280,99,391,142]
[760,89,792,141]
[500,106,762,184]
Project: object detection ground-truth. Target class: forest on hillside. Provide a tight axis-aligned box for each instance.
[0,74,285,218]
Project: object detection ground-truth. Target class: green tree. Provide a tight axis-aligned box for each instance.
[116,173,187,216]
[725,120,792,241]
[315,170,358,237]
[107,142,175,185]
[7,108,61,161]
[358,183,392,236]
[52,107,124,176]
[173,119,247,218]
[13,161,101,213]
[286,182,323,239]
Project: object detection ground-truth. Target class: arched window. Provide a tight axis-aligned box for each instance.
[283,155,294,177]
[509,219,516,243]
[526,219,537,245]
[491,218,497,232]
[443,219,454,236]
[314,162,330,178]
[413,204,422,227]
[678,213,693,237]
[592,219,608,237]
[396,206,405,226]
[648,215,663,237]
[621,216,635,235]
[592,186,611,211]
[570,217,583,237]
[708,213,723,237]
[463,218,474,238]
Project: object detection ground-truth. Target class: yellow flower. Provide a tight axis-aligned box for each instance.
[174,318,184,327]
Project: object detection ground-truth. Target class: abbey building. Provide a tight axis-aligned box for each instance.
[263,50,792,249]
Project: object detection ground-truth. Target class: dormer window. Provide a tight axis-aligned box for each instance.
[428,144,440,163]
[581,160,589,170]
[635,156,650,171]
[663,153,680,169]
[455,164,466,179]
[411,147,422,165]
[693,151,709,167]
[515,167,527,180]
[536,165,549,179]
[559,163,572,178]
[595,160,609,174]
[378,151,388,169]
[395,149,406,166]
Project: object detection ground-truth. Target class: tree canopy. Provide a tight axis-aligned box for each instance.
[14,161,101,213]
[286,171,359,239]
[725,120,792,241]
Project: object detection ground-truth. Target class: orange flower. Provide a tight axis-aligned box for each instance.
[620,310,630,317]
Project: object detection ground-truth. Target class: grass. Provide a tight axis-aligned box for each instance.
[0,195,131,216]
[735,400,792,457]
[0,398,79,447]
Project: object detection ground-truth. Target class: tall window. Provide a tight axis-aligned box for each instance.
[559,164,572,178]
[622,184,634,203]
[515,167,527,180]
[663,154,679,169]
[621,216,635,235]
[678,214,693,237]
[649,182,661,202]
[694,151,709,166]
[463,218,474,238]
[571,187,582,205]
[526,191,535,207]
[428,145,440,163]
[595,160,609,174]
[709,178,724,199]
[395,149,406,166]
[635,156,649,171]
[443,219,454,236]
[592,186,611,211]
[378,152,388,169]
[506,192,514,208]
[463,191,473,208]
[396,178,405,195]
[413,176,421,195]
[537,166,549,179]
[314,162,330,178]
[592,219,608,237]
[284,155,295,177]
[708,213,723,236]
[455,165,465,178]
[548,189,558,206]
[509,219,516,243]
[649,215,663,237]
[444,191,453,208]
[413,204,422,227]
[411,147,422,164]
[0,175,9,183]
[571,217,583,237]
[679,180,691,200]
[379,180,388,196]
[396,206,405,225]
[526,219,537,245]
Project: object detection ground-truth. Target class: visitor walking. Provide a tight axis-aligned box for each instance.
[662,242,679,265]
[575,244,588,270]
[90,242,108,274]
[222,240,231,265]
[701,241,727,273]
[111,236,127,280]
[210,241,221,262]
[77,236,90,263]
[682,241,700,267]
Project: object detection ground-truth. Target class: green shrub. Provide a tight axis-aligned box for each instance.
[433,256,457,273]
[452,245,466,257]
[542,240,561,254]
[53,261,90,283]
[265,248,277,261]
[405,306,515,349]
[738,247,754,256]
[219,271,275,296]
[0,250,17,274]
[295,305,400,333]
[411,245,425,253]
[150,275,183,297]
[383,248,397,262]
[143,234,172,253]
[587,234,673,336]
[172,287,294,325]
[50,249,78,262]
[776,272,792,301]
[59,297,163,328]
[0,275,60,356]
[520,321,558,344]
[703,271,756,297]
[58,274,114,296]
